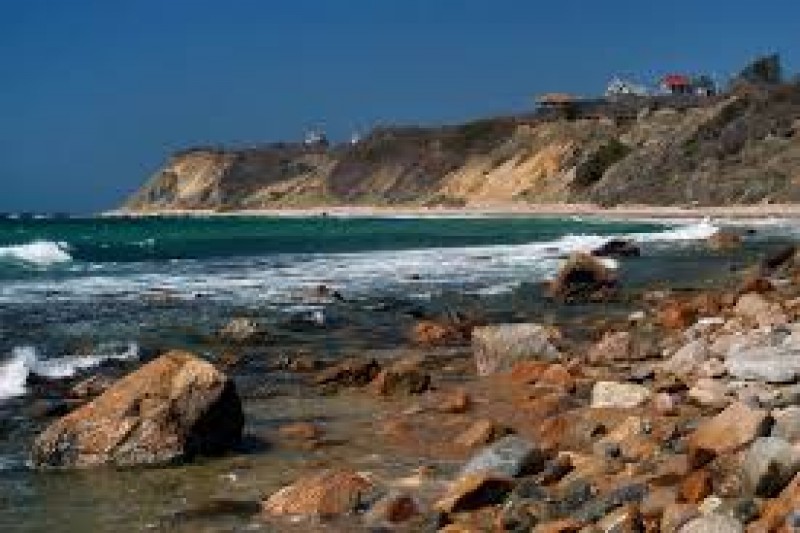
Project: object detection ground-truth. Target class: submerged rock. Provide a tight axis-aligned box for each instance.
[31,350,243,468]
[707,229,743,251]
[472,323,560,376]
[261,469,373,517]
[313,357,381,388]
[218,317,266,343]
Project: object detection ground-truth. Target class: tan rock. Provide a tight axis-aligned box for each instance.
[433,472,513,514]
[455,419,501,448]
[261,469,372,517]
[588,331,633,363]
[687,401,771,468]
[32,350,243,468]
[278,422,322,441]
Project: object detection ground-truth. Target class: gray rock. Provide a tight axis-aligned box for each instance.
[472,323,560,376]
[677,513,744,533]
[663,339,710,376]
[460,435,544,478]
[772,406,800,442]
[591,381,652,409]
[725,346,800,383]
[743,437,800,497]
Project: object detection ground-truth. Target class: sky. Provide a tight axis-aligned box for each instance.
[0,0,798,213]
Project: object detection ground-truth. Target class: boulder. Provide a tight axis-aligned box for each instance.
[410,319,470,346]
[31,350,243,468]
[663,339,710,377]
[679,469,713,504]
[368,356,430,396]
[364,491,418,525]
[677,513,743,533]
[587,331,634,363]
[592,239,641,258]
[261,469,372,517]
[460,434,544,478]
[742,437,800,497]
[472,323,560,376]
[687,379,730,409]
[591,381,651,409]
[687,401,771,468]
[549,253,619,303]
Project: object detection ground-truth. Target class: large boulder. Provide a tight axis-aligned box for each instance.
[31,350,243,468]
[472,323,560,376]
[549,253,619,303]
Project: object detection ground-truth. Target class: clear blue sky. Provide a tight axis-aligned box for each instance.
[1,0,797,213]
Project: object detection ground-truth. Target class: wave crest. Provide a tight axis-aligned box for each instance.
[0,241,72,267]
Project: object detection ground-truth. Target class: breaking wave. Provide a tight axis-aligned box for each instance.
[0,343,138,401]
[0,241,72,267]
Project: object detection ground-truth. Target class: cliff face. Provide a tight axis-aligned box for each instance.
[122,84,800,212]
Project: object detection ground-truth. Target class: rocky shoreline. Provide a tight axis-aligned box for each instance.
[17,230,800,532]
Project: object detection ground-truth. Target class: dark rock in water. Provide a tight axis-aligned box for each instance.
[217,317,267,343]
[26,399,77,419]
[313,357,381,389]
[434,472,514,514]
[31,350,244,468]
[549,253,619,303]
[460,434,544,478]
[761,244,798,272]
[591,239,641,258]
[368,356,430,396]
[707,229,743,251]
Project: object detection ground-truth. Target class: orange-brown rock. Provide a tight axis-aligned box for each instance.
[364,491,418,524]
[368,356,430,396]
[455,419,502,448]
[410,319,468,346]
[660,503,700,533]
[538,364,575,391]
[658,301,698,330]
[679,469,713,503]
[261,468,373,517]
[313,357,380,388]
[687,401,771,468]
[532,518,585,533]
[31,350,243,468]
[739,275,775,295]
[438,389,471,414]
[434,472,513,514]
[707,229,743,251]
[508,361,551,384]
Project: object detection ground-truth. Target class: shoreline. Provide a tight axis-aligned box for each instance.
[105,203,800,222]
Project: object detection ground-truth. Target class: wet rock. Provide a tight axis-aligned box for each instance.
[31,350,243,468]
[368,356,430,396]
[549,253,619,303]
[742,437,800,497]
[588,331,634,364]
[707,229,742,251]
[733,293,788,328]
[434,472,513,514]
[591,381,651,409]
[313,357,380,388]
[592,239,641,258]
[460,434,544,478]
[687,401,771,468]
[261,468,373,517]
[218,317,265,343]
[411,319,470,346]
[676,513,743,532]
[761,244,798,272]
[472,323,561,376]
[771,406,800,442]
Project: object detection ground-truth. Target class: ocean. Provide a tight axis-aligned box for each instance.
[0,214,790,531]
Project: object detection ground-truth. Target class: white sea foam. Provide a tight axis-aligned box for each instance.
[0,343,138,401]
[0,220,720,304]
[0,240,72,266]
